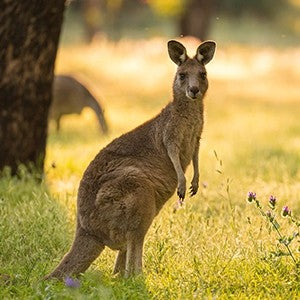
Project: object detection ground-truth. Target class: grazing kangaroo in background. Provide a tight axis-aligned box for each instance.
[49,75,108,134]
[46,40,216,279]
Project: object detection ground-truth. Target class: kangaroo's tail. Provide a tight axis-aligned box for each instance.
[44,223,104,280]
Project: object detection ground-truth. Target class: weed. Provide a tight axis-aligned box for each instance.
[247,192,299,266]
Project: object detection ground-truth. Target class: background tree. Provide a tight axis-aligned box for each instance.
[215,0,287,19]
[63,0,298,44]
[79,0,124,42]
[0,0,66,175]
[179,0,287,41]
[81,0,103,43]
[180,0,215,40]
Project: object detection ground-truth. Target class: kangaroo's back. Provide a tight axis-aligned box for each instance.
[50,75,108,133]
[51,75,90,115]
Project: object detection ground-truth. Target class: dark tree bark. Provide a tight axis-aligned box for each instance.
[180,0,215,40]
[0,0,65,175]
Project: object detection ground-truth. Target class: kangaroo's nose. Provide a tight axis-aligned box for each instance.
[189,86,199,96]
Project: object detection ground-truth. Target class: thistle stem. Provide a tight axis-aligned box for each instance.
[270,219,297,265]
[254,199,297,265]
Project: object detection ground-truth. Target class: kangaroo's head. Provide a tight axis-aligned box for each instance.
[168,40,216,101]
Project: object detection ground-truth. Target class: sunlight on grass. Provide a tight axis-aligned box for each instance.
[1,38,299,298]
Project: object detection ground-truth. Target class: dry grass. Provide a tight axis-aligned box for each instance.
[1,38,299,299]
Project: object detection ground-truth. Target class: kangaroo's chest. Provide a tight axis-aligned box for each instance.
[179,119,203,169]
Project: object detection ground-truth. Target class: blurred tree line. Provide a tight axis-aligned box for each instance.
[0,0,298,175]
[68,0,298,42]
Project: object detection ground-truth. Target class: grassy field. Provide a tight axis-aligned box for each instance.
[1,38,300,299]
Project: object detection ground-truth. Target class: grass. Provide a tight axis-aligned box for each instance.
[1,38,300,299]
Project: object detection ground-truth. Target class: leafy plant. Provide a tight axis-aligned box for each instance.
[247,192,300,266]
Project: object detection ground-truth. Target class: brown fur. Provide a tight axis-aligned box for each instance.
[45,40,216,279]
[49,75,108,134]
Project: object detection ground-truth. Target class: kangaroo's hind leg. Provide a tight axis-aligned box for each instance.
[55,114,62,132]
[125,234,145,278]
[124,186,156,278]
[45,224,104,280]
[113,249,127,275]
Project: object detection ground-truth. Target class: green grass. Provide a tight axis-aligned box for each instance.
[1,40,300,298]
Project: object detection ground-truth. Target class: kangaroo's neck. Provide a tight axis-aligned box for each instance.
[172,91,204,116]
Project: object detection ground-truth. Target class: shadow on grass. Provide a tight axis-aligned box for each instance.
[0,168,151,299]
[0,167,73,297]
[30,270,151,299]
[81,271,151,299]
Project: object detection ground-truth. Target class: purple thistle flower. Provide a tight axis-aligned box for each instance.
[65,276,80,288]
[282,206,291,217]
[247,192,256,203]
[269,195,277,208]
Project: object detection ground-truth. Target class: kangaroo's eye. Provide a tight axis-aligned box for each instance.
[200,72,207,80]
[179,73,186,80]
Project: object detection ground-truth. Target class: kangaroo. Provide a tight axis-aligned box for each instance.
[46,40,216,279]
[49,75,108,134]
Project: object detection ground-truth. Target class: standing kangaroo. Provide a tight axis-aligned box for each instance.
[46,40,216,279]
[49,75,108,134]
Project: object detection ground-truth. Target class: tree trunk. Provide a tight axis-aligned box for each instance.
[82,0,103,43]
[0,0,65,175]
[180,0,215,41]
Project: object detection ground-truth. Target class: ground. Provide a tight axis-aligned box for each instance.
[0,38,299,299]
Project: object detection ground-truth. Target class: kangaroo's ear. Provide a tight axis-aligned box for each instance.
[168,40,187,66]
[196,41,216,65]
